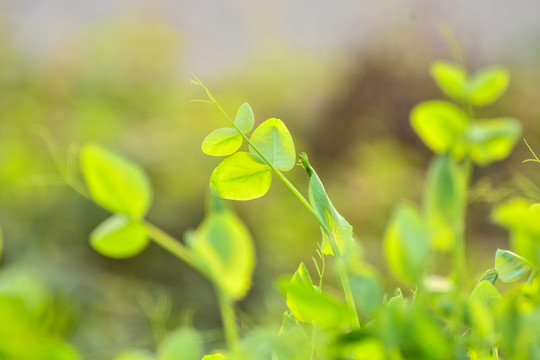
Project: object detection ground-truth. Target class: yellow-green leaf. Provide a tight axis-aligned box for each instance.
[430,60,468,101]
[495,249,534,283]
[468,117,521,166]
[234,103,255,133]
[202,128,242,156]
[467,66,510,106]
[250,118,296,171]
[157,328,202,360]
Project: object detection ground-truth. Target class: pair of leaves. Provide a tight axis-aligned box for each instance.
[299,154,355,257]
[430,60,510,106]
[492,199,540,267]
[187,209,255,300]
[410,101,521,165]
[204,103,296,200]
[80,144,152,258]
[284,263,352,328]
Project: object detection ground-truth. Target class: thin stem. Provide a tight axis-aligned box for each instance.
[144,222,198,269]
[192,75,360,329]
[217,288,239,350]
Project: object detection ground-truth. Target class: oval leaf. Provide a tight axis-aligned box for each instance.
[157,328,202,360]
[384,202,430,284]
[250,118,296,171]
[90,214,150,259]
[495,249,533,283]
[467,66,510,106]
[467,117,521,166]
[202,128,242,156]
[202,354,227,360]
[189,211,255,299]
[234,103,255,133]
[430,60,468,101]
[81,144,152,219]
[210,152,272,200]
[410,101,469,158]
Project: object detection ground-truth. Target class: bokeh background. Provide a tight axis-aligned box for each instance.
[1,0,540,357]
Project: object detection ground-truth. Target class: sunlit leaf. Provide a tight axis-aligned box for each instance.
[202,354,227,360]
[468,117,521,166]
[411,309,450,358]
[285,263,352,327]
[90,214,149,259]
[430,60,468,101]
[234,103,255,133]
[81,144,152,219]
[250,118,296,171]
[384,202,430,284]
[210,152,272,200]
[410,101,469,158]
[467,66,510,106]
[274,312,311,360]
[469,280,502,341]
[202,128,242,156]
[495,249,533,283]
[115,349,154,360]
[188,211,255,299]
[157,328,202,360]
[425,154,464,252]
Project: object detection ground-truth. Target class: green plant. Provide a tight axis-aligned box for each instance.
[46,56,540,360]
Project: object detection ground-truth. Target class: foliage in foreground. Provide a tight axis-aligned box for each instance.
[2,58,540,359]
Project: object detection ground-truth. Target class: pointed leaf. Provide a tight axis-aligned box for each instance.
[81,144,152,219]
[234,103,255,133]
[157,328,202,360]
[410,101,469,158]
[495,249,533,283]
[189,211,255,299]
[384,202,430,284]
[425,154,464,252]
[250,118,296,171]
[430,60,468,101]
[467,66,510,106]
[210,152,272,200]
[467,117,521,166]
[90,214,150,259]
[202,128,242,156]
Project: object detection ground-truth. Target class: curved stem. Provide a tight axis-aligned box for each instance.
[217,288,239,350]
[192,76,360,328]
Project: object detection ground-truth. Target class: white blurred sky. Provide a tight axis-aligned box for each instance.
[2,0,540,73]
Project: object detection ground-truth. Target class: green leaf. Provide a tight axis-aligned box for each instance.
[410,101,469,158]
[492,199,540,266]
[425,154,464,252]
[189,211,255,299]
[350,266,383,318]
[210,152,272,200]
[300,154,355,257]
[284,263,352,327]
[430,60,468,101]
[202,128,242,156]
[234,103,255,133]
[202,354,226,360]
[467,117,521,166]
[250,118,296,171]
[384,202,430,284]
[274,312,311,360]
[115,349,154,360]
[157,328,202,360]
[468,280,502,342]
[495,249,533,283]
[80,144,152,219]
[90,214,150,259]
[467,66,510,106]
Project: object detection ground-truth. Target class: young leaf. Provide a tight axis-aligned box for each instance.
[188,211,255,299]
[495,249,533,283]
[80,144,152,219]
[425,154,464,252]
[157,328,203,360]
[90,214,150,259]
[202,128,242,156]
[384,202,430,284]
[284,264,352,327]
[115,349,154,360]
[234,103,255,133]
[410,101,469,158]
[468,280,502,341]
[467,66,510,106]
[430,60,468,101]
[467,117,521,166]
[202,354,227,360]
[210,152,272,200]
[249,118,296,171]
[275,312,311,360]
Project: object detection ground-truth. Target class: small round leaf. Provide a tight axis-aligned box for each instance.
[202,128,242,156]
[234,103,255,133]
[467,117,521,166]
[250,118,296,171]
[157,328,203,360]
[430,60,468,101]
[467,66,510,106]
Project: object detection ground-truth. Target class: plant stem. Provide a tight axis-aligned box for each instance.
[192,77,360,329]
[217,289,240,350]
[144,222,198,269]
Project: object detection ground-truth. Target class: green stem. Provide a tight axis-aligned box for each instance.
[217,288,239,350]
[144,222,198,269]
[192,77,360,328]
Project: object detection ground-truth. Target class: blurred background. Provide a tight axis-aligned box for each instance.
[1,0,540,358]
